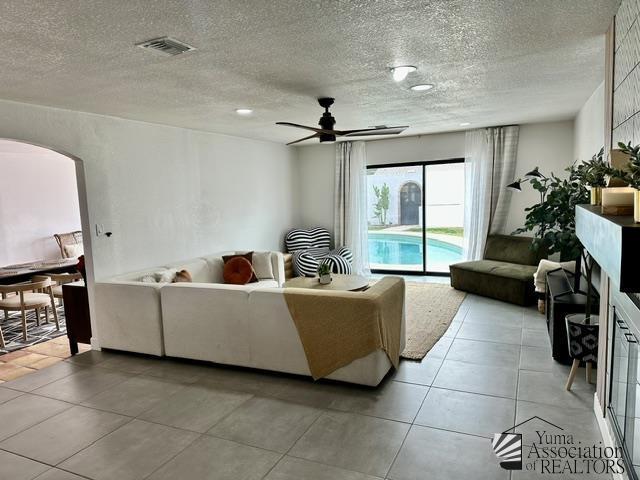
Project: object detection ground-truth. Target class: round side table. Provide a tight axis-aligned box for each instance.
[283,274,369,292]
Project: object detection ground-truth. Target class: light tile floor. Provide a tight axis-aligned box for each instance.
[0,293,604,480]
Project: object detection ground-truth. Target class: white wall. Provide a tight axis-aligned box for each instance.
[296,144,335,232]
[574,82,605,162]
[366,132,465,166]
[0,142,81,265]
[0,99,299,281]
[504,120,576,235]
[296,123,575,237]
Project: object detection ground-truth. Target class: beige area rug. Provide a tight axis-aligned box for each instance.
[401,282,466,360]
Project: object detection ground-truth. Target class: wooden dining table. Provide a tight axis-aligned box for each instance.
[0,259,79,285]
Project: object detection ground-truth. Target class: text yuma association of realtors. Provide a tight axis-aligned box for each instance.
[525,431,624,475]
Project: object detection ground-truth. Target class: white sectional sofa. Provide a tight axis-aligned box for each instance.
[94,251,404,386]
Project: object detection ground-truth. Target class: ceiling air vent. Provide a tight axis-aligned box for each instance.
[136,37,196,56]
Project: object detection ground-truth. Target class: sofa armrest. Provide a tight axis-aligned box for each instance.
[94,281,165,356]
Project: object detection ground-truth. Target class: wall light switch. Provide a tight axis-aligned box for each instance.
[95,223,104,236]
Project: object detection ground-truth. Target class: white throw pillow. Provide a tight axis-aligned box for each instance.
[63,243,84,258]
[155,269,177,283]
[252,252,274,280]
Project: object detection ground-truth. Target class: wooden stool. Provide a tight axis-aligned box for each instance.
[565,314,599,391]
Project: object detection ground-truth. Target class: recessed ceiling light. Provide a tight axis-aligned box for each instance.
[390,65,417,82]
[460,122,471,126]
[235,108,253,115]
[409,84,434,92]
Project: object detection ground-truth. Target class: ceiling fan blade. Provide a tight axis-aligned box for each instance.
[276,122,337,135]
[286,133,320,145]
[339,126,408,137]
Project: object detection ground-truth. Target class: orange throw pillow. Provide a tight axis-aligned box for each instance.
[222,252,258,283]
[223,257,255,285]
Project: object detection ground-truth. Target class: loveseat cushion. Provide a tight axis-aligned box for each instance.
[450,260,537,306]
[484,235,546,266]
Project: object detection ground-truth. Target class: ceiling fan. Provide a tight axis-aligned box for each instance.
[276,98,408,145]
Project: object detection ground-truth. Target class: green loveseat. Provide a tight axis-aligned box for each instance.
[449,235,547,306]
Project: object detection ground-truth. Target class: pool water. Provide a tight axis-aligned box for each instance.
[368,233,462,270]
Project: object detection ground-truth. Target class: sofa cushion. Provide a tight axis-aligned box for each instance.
[450,260,538,306]
[157,269,178,283]
[202,256,225,283]
[452,260,536,281]
[164,258,211,283]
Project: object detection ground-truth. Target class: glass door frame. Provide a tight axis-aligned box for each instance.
[367,157,464,276]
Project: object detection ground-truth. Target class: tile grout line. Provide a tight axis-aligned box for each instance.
[0,447,93,480]
[0,363,91,394]
[259,407,328,479]
[139,430,203,480]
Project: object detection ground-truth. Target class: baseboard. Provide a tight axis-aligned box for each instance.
[594,393,626,480]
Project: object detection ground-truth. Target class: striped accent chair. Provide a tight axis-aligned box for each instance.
[285,227,353,277]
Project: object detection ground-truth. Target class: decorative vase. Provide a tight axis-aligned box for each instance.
[319,273,332,285]
[635,189,640,223]
[590,187,602,206]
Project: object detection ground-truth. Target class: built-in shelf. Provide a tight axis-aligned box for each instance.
[575,205,640,292]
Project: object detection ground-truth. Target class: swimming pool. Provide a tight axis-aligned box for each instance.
[368,233,462,271]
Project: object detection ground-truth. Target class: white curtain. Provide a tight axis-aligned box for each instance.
[463,126,519,260]
[335,141,370,275]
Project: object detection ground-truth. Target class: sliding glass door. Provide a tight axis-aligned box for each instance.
[366,159,464,275]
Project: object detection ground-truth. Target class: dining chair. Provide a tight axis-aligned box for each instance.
[0,279,59,342]
[54,231,83,258]
[33,273,84,307]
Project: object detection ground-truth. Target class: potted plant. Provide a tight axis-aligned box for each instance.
[512,164,588,262]
[317,262,332,285]
[616,142,640,222]
[575,147,610,205]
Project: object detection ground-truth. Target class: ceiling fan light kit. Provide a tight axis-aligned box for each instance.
[276,98,408,145]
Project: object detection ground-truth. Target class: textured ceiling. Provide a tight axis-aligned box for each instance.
[0,0,619,144]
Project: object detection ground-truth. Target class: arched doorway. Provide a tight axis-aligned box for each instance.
[400,182,421,225]
[0,138,94,359]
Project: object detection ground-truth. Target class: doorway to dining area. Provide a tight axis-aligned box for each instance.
[0,139,90,381]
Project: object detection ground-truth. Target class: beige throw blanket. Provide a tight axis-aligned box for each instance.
[284,277,405,379]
